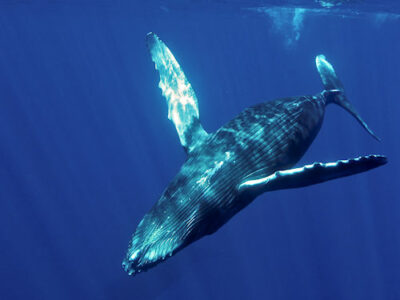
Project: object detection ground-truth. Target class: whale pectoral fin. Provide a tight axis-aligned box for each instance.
[238,155,387,195]
[146,32,208,153]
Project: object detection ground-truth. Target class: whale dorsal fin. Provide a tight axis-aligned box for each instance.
[146,32,208,153]
[238,155,387,196]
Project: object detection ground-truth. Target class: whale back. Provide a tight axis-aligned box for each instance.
[212,95,326,177]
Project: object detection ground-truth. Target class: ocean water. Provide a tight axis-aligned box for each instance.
[0,1,399,299]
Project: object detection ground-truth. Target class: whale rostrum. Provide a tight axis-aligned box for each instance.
[122,32,387,276]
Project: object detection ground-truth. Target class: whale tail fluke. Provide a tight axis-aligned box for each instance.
[315,55,380,141]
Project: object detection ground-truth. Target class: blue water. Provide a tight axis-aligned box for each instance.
[0,1,399,299]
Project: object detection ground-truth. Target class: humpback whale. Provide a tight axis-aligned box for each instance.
[122,33,387,276]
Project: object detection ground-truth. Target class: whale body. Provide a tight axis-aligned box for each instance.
[122,33,386,276]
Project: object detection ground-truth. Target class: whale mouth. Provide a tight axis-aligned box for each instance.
[122,249,151,276]
[122,244,176,276]
[122,224,186,276]
[122,250,142,276]
[122,194,201,276]
[122,247,159,276]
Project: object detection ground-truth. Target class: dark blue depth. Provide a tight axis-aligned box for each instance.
[0,2,399,300]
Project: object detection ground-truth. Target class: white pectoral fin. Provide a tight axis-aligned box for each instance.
[238,155,387,195]
[146,32,208,152]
